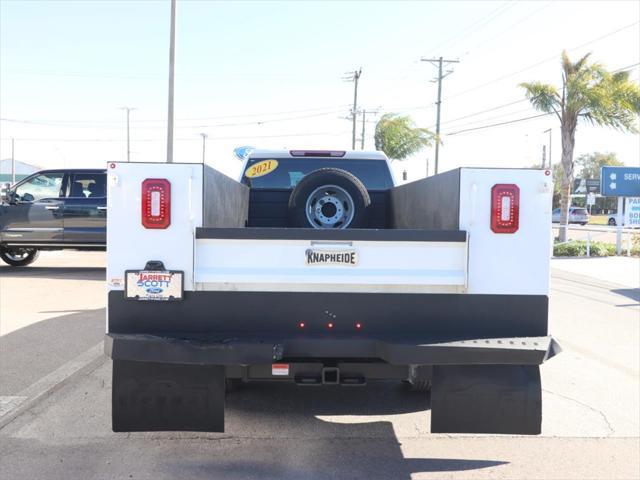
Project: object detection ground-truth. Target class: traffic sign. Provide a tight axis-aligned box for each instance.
[600,166,640,197]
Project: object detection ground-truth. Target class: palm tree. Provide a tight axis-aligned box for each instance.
[521,51,640,241]
[374,113,436,161]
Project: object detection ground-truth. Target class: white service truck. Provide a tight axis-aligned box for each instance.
[105,149,560,434]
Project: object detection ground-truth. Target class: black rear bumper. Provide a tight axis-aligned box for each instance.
[108,334,557,435]
[107,290,558,435]
[105,332,560,366]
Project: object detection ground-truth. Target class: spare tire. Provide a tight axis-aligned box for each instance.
[288,168,371,229]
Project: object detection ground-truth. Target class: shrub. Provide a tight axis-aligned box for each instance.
[553,240,616,257]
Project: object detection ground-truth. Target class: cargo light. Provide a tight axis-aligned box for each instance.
[141,178,171,229]
[289,150,346,157]
[491,184,519,234]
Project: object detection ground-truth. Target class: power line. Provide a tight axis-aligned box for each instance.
[442,21,640,102]
[440,106,537,131]
[446,113,553,136]
[430,98,528,128]
[0,105,351,126]
[459,1,554,58]
[427,1,517,56]
[0,130,351,142]
[438,60,639,132]
[0,109,348,129]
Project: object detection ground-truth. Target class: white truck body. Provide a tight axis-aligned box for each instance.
[105,152,558,435]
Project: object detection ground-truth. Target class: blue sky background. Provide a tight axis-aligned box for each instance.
[1,0,639,180]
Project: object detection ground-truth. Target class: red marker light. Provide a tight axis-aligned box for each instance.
[327,322,334,329]
[109,163,116,169]
[298,322,305,329]
[544,170,551,176]
[355,322,362,330]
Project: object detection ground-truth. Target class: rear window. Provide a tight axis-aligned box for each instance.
[242,158,393,190]
[572,208,588,215]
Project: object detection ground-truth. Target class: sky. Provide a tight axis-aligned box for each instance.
[1,0,639,182]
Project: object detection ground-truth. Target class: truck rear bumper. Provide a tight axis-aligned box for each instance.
[106,333,559,435]
[105,333,560,366]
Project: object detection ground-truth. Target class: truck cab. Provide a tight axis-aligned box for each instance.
[0,168,107,266]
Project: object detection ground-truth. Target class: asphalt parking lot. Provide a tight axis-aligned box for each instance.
[0,251,639,479]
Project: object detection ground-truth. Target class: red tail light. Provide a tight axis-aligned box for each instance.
[491,184,519,234]
[141,178,171,229]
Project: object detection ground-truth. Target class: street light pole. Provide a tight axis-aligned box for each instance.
[200,133,208,163]
[166,0,176,163]
[11,137,15,184]
[120,107,136,162]
[360,110,366,150]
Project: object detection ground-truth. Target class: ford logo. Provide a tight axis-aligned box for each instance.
[145,287,164,294]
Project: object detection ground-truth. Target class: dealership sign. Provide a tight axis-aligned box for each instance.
[625,197,640,228]
[601,166,640,197]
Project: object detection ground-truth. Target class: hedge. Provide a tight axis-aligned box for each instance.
[554,241,617,257]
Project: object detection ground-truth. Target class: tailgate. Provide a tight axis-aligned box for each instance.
[194,228,467,293]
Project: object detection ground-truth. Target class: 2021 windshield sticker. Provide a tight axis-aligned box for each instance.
[245,159,278,178]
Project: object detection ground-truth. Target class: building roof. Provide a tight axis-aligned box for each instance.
[0,159,40,175]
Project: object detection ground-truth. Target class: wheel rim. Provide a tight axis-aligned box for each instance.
[3,249,33,261]
[305,184,355,229]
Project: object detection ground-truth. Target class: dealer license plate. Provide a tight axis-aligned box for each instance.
[125,270,184,301]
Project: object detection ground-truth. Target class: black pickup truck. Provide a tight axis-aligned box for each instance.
[0,169,106,266]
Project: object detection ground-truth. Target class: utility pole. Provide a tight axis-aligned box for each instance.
[11,138,15,184]
[421,56,459,174]
[543,128,552,168]
[200,133,208,163]
[119,107,136,162]
[359,108,379,150]
[166,0,177,163]
[343,68,362,150]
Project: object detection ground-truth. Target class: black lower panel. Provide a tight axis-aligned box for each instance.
[112,360,225,432]
[108,291,548,342]
[431,364,541,434]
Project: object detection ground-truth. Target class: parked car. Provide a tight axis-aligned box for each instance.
[552,207,589,225]
[0,169,106,266]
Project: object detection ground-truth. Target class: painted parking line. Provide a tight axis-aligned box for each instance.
[0,342,105,429]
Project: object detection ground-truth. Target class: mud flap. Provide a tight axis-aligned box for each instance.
[431,365,541,434]
[112,360,225,432]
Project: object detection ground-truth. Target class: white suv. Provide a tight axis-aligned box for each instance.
[552,207,589,225]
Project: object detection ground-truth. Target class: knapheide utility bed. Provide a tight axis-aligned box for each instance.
[105,150,559,434]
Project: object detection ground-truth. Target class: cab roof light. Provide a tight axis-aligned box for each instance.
[289,150,346,157]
